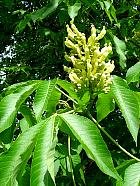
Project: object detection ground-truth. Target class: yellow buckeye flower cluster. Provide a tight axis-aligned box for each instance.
[64,20,114,96]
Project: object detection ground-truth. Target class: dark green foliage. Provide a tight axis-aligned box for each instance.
[0,0,140,185]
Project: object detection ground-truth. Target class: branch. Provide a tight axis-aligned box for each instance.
[88,112,140,162]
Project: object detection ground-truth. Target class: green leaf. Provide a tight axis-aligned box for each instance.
[116,159,137,176]
[68,2,81,19]
[31,115,59,186]
[57,79,79,102]
[98,1,117,23]
[124,162,140,186]
[0,122,43,186]
[126,62,140,83]
[0,124,15,144]
[111,76,140,143]
[104,1,111,10]
[33,79,61,122]
[20,118,30,133]
[19,105,37,127]
[31,0,62,22]
[115,179,124,186]
[79,91,90,106]
[17,14,31,33]
[18,166,30,186]
[0,83,38,133]
[0,80,39,101]
[17,0,62,32]
[113,36,126,69]
[134,92,140,118]
[96,92,115,122]
[60,113,120,180]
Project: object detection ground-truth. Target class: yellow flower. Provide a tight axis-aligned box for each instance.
[64,21,115,96]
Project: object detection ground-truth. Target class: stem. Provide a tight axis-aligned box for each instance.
[55,86,78,105]
[68,136,76,186]
[64,110,75,114]
[88,112,140,162]
[0,140,7,152]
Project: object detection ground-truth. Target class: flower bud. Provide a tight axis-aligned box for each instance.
[96,26,106,41]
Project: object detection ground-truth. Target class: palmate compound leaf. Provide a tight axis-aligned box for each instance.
[30,114,60,186]
[33,79,61,122]
[124,162,140,186]
[0,82,39,133]
[111,76,140,144]
[0,120,44,186]
[60,113,121,180]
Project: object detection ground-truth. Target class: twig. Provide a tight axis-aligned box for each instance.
[68,136,76,186]
[55,86,78,105]
[88,112,140,162]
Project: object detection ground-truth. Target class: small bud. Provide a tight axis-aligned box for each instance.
[69,73,80,83]
[96,26,106,41]
[65,38,76,49]
[66,24,75,39]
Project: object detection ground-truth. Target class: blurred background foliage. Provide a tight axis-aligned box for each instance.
[0,0,140,185]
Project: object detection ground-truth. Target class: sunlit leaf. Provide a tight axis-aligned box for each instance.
[33,79,61,122]
[126,62,140,83]
[124,162,140,186]
[31,115,59,186]
[0,83,38,133]
[60,113,121,180]
[0,122,43,186]
[111,76,140,143]
[0,80,39,101]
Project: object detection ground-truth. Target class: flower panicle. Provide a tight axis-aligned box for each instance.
[64,21,115,95]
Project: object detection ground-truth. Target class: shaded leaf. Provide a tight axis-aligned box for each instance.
[57,79,79,102]
[19,105,37,127]
[96,92,115,122]
[60,113,120,180]
[124,162,140,186]
[17,0,62,32]
[126,62,140,83]
[31,0,62,22]
[17,14,31,33]
[116,159,137,176]
[113,36,126,69]
[18,166,30,186]
[111,76,140,143]
[68,2,81,19]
